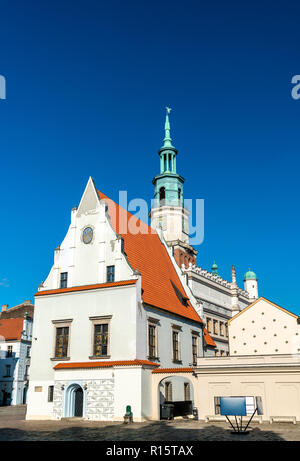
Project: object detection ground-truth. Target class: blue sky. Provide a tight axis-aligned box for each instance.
[0,0,299,313]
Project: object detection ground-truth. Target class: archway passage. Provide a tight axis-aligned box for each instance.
[74,387,83,417]
[159,375,194,420]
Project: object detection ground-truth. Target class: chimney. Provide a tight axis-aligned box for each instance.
[1,304,8,312]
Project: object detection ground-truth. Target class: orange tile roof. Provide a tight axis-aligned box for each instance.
[152,367,194,374]
[35,280,137,297]
[54,359,160,370]
[0,318,24,341]
[204,328,216,347]
[97,190,203,326]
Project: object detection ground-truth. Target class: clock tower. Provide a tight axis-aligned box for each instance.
[149,109,197,268]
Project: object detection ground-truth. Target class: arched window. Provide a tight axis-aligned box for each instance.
[178,188,181,203]
[159,187,165,204]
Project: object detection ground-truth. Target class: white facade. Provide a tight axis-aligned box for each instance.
[183,265,253,355]
[0,317,32,406]
[26,177,209,421]
[228,297,300,356]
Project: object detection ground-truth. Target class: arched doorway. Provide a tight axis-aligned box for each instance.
[158,376,194,420]
[64,383,85,418]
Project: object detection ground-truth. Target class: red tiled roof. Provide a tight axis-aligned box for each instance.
[97,190,203,325]
[204,328,216,347]
[35,280,137,297]
[0,318,24,341]
[152,367,194,374]
[54,359,160,370]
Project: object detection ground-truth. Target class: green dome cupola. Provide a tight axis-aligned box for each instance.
[244,269,257,281]
[211,261,218,275]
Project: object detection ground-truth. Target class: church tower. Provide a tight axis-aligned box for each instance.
[150,108,197,268]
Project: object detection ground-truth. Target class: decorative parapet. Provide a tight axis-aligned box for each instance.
[182,263,249,299]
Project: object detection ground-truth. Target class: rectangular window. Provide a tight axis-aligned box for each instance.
[93,323,109,357]
[55,326,69,358]
[192,335,198,366]
[24,365,29,379]
[214,396,221,415]
[48,385,54,402]
[213,320,219,335]
[106,265,115,283]
[206,318,212,334]
[6,346,12,358]
[60,272,68,289]
[184,382,191,401]
[5,365,11,377]
[172,330,180,362]
[225,324,228,337]
[148,324,157,359]
[26,346,30,358]
[220,322,224,336]
[165,382,173,402]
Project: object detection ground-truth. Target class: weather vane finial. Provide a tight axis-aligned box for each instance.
[166,106,172,114]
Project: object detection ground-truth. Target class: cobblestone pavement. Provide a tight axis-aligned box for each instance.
[0,405,299,441]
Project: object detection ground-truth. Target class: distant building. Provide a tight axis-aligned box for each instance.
[1,300,34,320]
[0,315,33,405]
[228,297,300,356]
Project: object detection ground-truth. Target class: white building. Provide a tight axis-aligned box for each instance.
[0,315,32,405]
[228,297,300,356]
[26,177,216,421]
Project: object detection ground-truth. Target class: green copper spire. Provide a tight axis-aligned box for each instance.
[152,107,184,208]
[163,107,174,148]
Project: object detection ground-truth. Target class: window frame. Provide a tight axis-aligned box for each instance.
[89,316,112,359]
[60,272,68,289]
[184,382,191,401]
[106,265,115,283]
[171,325,181,363]
[48,385,54,403]
[191,333,199,366]
[165,381,173,402]
[51,319,73,361]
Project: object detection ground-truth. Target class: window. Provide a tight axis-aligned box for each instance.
[24,365,29,379]
[213,320,219,335]
[172,329,180,362]
[220,350,225,356]
[184,382,191,401]
[6,346,12,358]
[48,385,54,402]
[214,397,221,414]
[5,365,11,377]
[60,272,68,288]
[220,322,224,336]
[148,324,157,359]
[93,324,109,357]
[225,324,228,337]
[165,382,173,401]
[55,326,69,358]
[26,346,30,358]
[106,265,115,283]
[192,335,198,365]
[206,318,212,334]
[159,187,166,203]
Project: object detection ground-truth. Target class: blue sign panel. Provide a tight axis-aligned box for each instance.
[220,397,247,416]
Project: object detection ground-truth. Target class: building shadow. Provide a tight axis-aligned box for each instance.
[0,420,286,441]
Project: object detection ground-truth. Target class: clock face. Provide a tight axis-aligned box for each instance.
[82,227,93,244]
